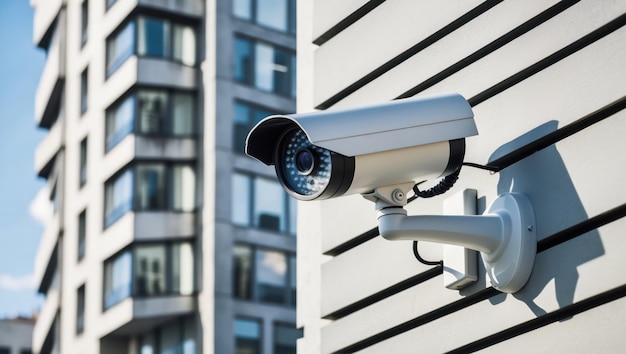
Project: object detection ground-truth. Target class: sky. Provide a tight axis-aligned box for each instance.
[0,1,47,318]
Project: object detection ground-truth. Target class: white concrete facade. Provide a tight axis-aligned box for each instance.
[30,0,298,353]
[297,1,626,353]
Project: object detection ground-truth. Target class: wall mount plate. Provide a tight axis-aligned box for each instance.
[482,193,536,293]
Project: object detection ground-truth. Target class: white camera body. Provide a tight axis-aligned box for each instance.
[246,93,478,200]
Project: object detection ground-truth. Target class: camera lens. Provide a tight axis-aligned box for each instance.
[295,148,315,175]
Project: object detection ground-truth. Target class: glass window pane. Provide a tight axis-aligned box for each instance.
[233,103,251,153]
[173,24,196,66]
[106,94,135,150]
[137,90,168,134]
[76,285,85,334]
[160,321,180,354]
[107,21,135,75]
[258,0,287,32]
[172,92,194,135]
[78,210,86,261]
[290,54,297,98]
[272,48,290,96]
[172,242,194,295]
[81,68,88,113]
[255,43,274,92]
[254,178,285,232]
[234,37,252,83]
[136,164,166,210]
[183,317,196,354]
[139,332,156,354]
[134,245,167,296]
[255,249,287,304]
[138,17,169,57]
[233,245,252,300]
[105,169,133,226]
[235,318,260,354]
[80,138,88,186]
[172,165,196,211]
[104,251,131,308]
[231,174,251,226]
[274,324,300,354]
[233,0,251,20]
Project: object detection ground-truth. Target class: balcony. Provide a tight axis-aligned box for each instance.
[31,0,64,47]
[35,118,64,178]
[104,0,203,35]
[34,213,60,294]
[34,11,66,129]
[98,295,195,337]
[32,286,59,354]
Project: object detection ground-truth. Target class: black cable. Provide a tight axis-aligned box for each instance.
[412,240,442,266]
[462,161,498,172]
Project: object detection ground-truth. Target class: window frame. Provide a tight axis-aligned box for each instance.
[233,243,296,307]
[231,171,296,236]
[234,316,263,354]
[234,35,296,98]
[76,284,86,335]
[104,161,197,228]
[273,321,301,354]
[105,87,197,152]
[103,241,196,310]
[233,0,297,35]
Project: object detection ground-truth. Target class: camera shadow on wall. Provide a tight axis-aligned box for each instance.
[489,120,605,318]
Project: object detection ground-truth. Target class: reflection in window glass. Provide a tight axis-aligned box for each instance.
[106,94,135,150]
[234,38,252,83]
[139,332,156,354]
[172,165,196,211]
[137,90,168,134]
[104,251,132,308]
[105,169,133,226]
[233,0,251,20]
[138,17,169,57]
[136,164,166,210]
[255,249,287,304]
[254,178,285,232]
[233,245,252,300]
[231,174,251,226]
[258,0,287,32]
[172,92,194,135]
[173,24,196,66]
[172,242,194,296]
[134,245,167,296]
[235,318,261,354]
[106,21,134,76]
[161,321,179,354]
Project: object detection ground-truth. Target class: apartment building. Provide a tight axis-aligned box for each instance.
[0,317,34,354]
[30,0,298,353]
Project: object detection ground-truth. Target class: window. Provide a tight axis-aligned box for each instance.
[80,137,88,186]
[104,242,195,309]
[233,101,274,153]
[106,16,197,77]
[233,244,296,306]
[138,317,195,354]
[81,0,88,46]
[106,0,117,9]
[78,209,86,261]
[234,36,296,97]
[231,173,296,235]
[81,67,88,113]
[233,0,297,34]
[234,318,261,354]
[104,162,196,227]
[274,323,301,354]
[76,284,85,334]
[105,88,196,151]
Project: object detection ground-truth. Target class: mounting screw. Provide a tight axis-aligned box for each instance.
[392,189,405,203]
[527,225,534,231]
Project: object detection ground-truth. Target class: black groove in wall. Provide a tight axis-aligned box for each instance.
[486,96,626,171]
[312,0,386,46]
[323,227,379,257]
[446,284,626,353]
[333,205,626,352]
[323,266,442,321]
[468,13,626,107]
[315,0,503,110]
[396,0,579,100]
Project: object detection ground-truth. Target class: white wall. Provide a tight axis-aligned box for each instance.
[298,1,626,352]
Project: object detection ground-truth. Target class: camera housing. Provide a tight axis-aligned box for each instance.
[246,93,478,200]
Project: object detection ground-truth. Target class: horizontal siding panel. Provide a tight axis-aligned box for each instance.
[482,296,626,353]
[330,0,626,110]
[312,0,375,43]
[320,236,442,319]
[355,218,626,353]
[314,0,485,107]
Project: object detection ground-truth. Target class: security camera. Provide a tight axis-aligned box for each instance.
[245,93,478,200]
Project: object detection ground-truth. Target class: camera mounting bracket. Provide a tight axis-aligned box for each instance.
[365,187,536,293]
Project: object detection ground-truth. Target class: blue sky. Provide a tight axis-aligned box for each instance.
[0,2,47,318]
